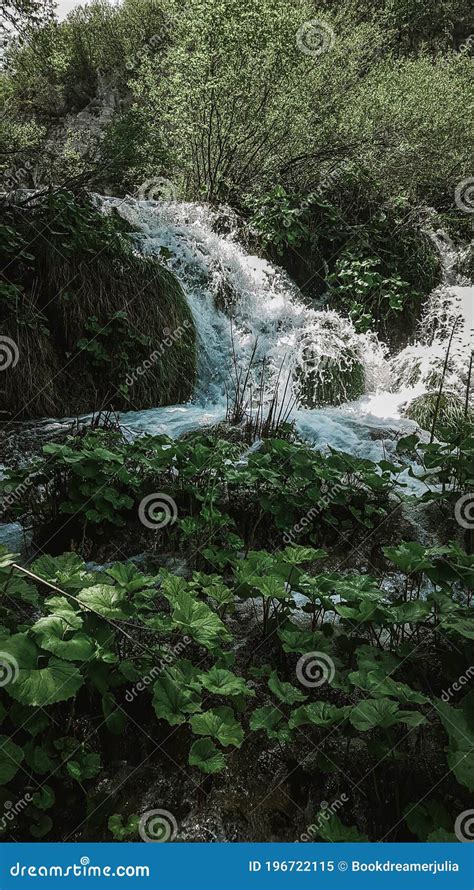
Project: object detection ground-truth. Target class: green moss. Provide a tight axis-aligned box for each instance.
[0,191,196,418]
[405,391,473,443]
[295,347,365,408]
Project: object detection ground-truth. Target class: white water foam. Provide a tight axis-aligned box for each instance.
[102,198,472,462]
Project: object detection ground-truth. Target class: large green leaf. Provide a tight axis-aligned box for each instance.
[200,666,254,697]
[277,626,330,654]
[0,736,24,784]
[7,657,84,706]
[249,706,292,743]
[348,669,429,705]
[31,616,95,662]
[171,591,230,649]
[435,699,474,791]
[290,702,347,729]
[189,707,243,748]
[350,698,425,732]
[188,738,226,773]
[268,671,307,705]
[152,676,201,726]
[404,799,452,841]
[0,632,38,670]
[77,585,129,620]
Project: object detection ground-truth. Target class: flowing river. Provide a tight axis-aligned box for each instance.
[102,198,472,465]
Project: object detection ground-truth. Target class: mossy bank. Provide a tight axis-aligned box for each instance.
[0,190,196,419]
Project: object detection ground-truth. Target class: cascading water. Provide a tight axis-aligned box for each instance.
[102,197,472,464]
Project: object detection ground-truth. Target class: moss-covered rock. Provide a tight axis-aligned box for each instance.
[0,191,196,419]
[294,337,365,408]
[405,391,473,443]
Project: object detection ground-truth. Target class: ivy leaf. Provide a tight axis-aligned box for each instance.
[188,738,226,774]
[152,676,201,726]
[0,736,24,784]
[268,671,307,705]
[7,657,84,707]
[200,666,254,697]
[189,707,243,748]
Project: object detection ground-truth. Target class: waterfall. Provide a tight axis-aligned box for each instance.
[102,197,472,462]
